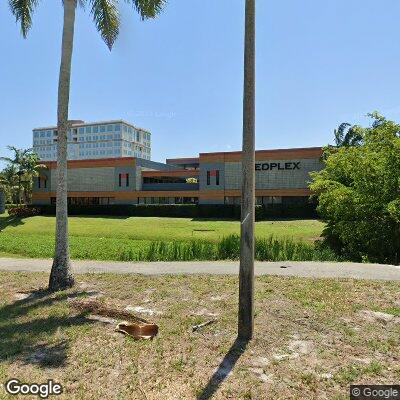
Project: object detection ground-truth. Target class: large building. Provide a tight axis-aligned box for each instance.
[32,120,151,161]
[32,146,323,206]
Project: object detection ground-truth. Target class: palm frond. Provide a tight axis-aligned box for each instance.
[125,0,166,20]
[89,0,120,50]
[8,0,39,37]
[334,122,351,147]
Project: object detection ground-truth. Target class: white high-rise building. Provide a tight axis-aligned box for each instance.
[32,120,151,161]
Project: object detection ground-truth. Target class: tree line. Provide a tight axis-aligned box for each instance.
[0,146,44,205]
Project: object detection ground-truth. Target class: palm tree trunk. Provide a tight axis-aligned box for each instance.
[238,0,256,341]
[17,175,21,205]
[48,0,76,291]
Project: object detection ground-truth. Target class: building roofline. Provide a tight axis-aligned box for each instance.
[166,157,200,164]
[199,146,323,156]
[33,120,151,133]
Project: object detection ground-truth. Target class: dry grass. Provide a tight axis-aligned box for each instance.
[0,272,399,399]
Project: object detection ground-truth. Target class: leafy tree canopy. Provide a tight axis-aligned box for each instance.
[310,112,400,264]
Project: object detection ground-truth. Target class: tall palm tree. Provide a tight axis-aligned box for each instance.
[238,0,256,341]
[10,0,166,291]
[0,146,32,205]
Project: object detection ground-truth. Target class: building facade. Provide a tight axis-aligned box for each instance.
[32,147,323,206]
[32,120,151,161]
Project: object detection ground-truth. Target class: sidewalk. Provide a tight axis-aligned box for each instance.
[0,258,399,281]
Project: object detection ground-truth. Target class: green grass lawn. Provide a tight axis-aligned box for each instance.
[0,213,325,260]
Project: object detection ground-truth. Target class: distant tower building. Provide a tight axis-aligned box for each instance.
[32,120,151,161]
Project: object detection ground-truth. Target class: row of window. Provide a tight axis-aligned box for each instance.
[35,141,149,151]
[34,139,53,145]
[34,124,151,141]
[137,197,198,205]
[123,125,151,141]
[224,196,283,205]
[39,153,56,159]
[79,150,120,157]
[50,197,113,206]
[79,142,119,149]
[37,152,151,160]
[48,196,198,206]
[34,137,150,150]
[79,134,118,141]
[80,124,121,134]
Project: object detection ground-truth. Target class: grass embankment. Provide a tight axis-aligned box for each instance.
[0,272,399,399]
[0,214,329,261]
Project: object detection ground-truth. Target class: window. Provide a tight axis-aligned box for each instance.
[216,170,220,186]
[119,173,129,187]
[207,171,210,185]
[100,125,106,132]
[86,126,92,133]
[38,177,47,189]
[114,124,121,132]
[93,125,99,133]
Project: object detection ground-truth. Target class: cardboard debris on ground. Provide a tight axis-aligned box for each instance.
[69,298,159,340]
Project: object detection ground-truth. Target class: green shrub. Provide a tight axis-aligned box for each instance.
[5,204,20,209]
[31,203,317,220]
[8,206,40,217]
[310,113,400,264]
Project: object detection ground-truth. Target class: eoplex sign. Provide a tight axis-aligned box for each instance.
[255,162,301,171]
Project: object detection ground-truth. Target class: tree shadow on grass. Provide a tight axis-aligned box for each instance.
[0,215,25,231]
[197,337,249,400]
[0,288,94,368]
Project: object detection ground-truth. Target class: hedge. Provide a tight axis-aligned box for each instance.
[28,203,317,220]
[8,205,41,217]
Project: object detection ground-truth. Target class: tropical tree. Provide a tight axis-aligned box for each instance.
[238,0,256,341]
[9,0,166,291]
[20,153,47,203]
[310,113,400,264]
[0,164,19,204]
[0,146,32,205]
